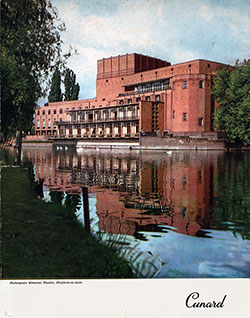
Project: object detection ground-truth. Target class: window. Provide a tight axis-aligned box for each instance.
[136,97,141,102]
[183,81,187,89]
[199,80,204,88]
[102,98,106,101]
[198,117,203,126]
[60,108,63,114]
[183,113,187,121]
[128,99,132,104]
[37,110,40,116]
[54,109,57,114]
[146,96,150,102]
[172,110,175,118]
[208,63,210,68]
[197,171,202,183]
[48,110,51,115]
[37,120,40,128]
[106,79,108,83]
[119,100,124,105]
[42,110,45,115]
[121,77,124,80]
[155,95,160,102]
[182,175,187,185]
[42,119,45,128]
[48,119,51,127]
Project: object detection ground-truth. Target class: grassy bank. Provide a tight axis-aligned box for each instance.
[1,166,134,279]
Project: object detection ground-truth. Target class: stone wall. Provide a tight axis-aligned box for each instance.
[140,136,227,150]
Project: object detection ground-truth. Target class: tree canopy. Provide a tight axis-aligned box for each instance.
[1,0,69,140]
[64,68,80,101]
[47,68,80,102]
[48,68,63,102]
[213,60,250,146]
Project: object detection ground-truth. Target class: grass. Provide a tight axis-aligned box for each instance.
[1,165,134,279]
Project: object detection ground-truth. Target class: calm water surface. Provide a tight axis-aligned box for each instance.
[23,148,250,278]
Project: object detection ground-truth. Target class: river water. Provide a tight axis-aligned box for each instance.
[22,148,250,278]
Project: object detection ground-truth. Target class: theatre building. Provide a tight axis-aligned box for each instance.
[34,53,233,142]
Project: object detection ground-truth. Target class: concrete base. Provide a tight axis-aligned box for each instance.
[77,141,139,150]
[140,136,227,150]
[22,142,53,148]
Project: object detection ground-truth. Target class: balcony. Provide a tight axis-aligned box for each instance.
[54,116,139,126]
[118,84,171,97]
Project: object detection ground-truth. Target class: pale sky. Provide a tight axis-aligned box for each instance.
[43,0,250,103]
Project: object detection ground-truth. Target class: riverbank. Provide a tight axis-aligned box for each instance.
[23,135,249,151]
[1,165,134,279]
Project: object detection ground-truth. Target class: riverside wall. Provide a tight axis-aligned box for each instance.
[22,135,245,151]
[139,136,227,150]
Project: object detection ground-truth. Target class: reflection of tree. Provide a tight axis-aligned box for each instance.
[63,193,81,216]
[214,153,250,239]
[49,191,64,206]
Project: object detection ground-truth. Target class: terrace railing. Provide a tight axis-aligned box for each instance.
[118,84,171,97]
[54,116,139,125]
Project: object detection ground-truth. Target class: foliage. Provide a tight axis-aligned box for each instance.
[48,68,63,102]
[213,60,250,145]
[2,165,134,279]
[98,233,161,278]
[64,68,80,101]
[213,152,250,240]
[1,47,37,139]
[1,0,69,140]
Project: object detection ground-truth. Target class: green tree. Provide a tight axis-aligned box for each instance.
[48,68,63,102]
[64,68,80,101]
[213,60,250,146]
[1,0,70,159]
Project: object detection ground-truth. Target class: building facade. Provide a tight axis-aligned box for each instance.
[34,53,233,139]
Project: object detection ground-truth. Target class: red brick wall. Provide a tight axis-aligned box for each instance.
[35,55,233,136]
[140,101,152,132]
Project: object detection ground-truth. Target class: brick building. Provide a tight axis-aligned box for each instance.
[34,53,233,139]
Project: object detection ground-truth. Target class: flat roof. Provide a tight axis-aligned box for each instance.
[97,52,169,63]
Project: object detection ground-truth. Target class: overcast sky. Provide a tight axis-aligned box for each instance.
[45,0,250,103]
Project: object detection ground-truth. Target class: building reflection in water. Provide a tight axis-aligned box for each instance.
[24,149,220,239]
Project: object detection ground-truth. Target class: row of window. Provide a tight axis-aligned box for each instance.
[172,111,187,121]
[37,108,65,116]
[172,111,203,125]
[173,80,205,89]
[37,118,62,128]
[38,115,204,128]
[119,95,160,104]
